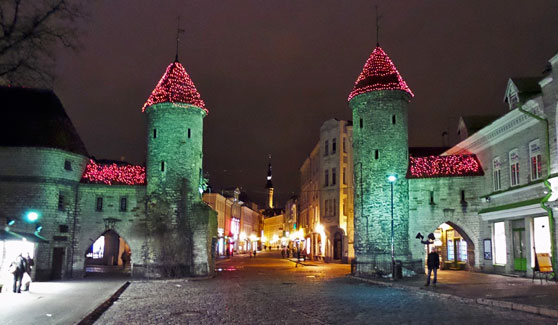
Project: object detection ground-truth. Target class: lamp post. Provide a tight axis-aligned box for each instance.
[387,174,397,279]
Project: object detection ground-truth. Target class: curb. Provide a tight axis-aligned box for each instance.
[77,281,131,325]
[347,275,558,319]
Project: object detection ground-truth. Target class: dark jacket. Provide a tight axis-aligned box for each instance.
[427,252,440,269]
[15,255,27,274]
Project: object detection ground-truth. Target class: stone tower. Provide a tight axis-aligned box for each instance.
[348,46,420,276]
[265,159,274,208]
[141,59,216,277]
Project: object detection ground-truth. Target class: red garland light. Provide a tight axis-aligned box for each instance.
[348,46,413,101]
[142,61,208,113]
[82,159,146,185]
[407,155,484,178]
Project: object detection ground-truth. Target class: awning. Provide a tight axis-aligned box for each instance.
[0,229,49,243]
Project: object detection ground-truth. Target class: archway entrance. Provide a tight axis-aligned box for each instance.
[84,230,131,275]
[426,222,474,270]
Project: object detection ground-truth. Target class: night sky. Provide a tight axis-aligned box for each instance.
[52,1,558,206]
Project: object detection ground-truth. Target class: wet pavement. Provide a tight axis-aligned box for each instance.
[94,250,554,324]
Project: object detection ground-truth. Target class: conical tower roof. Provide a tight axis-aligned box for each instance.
[348,46,413,101]
[142,60,208,113]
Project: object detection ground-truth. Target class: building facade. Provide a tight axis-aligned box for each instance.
[299,119,354,262]
[0,59,217,281]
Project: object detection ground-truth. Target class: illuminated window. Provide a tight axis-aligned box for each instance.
[458,239,467,262]
[494,222,507,264]
[529,139,542,181]
[493,157,501,191]
[509,149,520,186]
[87,236,104,259]
[534,217,551,254]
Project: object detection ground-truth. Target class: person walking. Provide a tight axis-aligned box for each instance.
[23,253,33,291]
[425,248,440,286]
[10,253,27,293]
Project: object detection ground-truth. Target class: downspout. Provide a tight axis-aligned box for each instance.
[70,181,79,278]
[517,104,557,276]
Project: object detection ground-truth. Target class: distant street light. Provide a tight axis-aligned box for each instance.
[388,174,397,279]
[25,211,39,222]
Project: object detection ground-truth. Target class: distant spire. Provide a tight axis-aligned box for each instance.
[375,5,382,47]
[265,155,274,209]
[175,16,185,62]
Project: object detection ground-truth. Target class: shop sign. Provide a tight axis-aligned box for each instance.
[535,253,553,273]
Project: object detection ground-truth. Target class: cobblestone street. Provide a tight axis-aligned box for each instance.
[95,251,553,324]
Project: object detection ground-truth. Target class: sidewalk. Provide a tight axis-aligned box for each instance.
[0,276,128,325]
[350,270,558,319]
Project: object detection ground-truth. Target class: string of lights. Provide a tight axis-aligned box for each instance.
[142,61,208,113]
[407,155,484,178]
[348,46,413,101]
[81,159,146,185]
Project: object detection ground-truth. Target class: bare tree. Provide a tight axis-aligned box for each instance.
[0,0,88,86]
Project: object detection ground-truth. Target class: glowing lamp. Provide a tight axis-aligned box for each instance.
[26,211,39,222]
[387,175,397,183]
[7,219,15,226]
[35,225,43,233]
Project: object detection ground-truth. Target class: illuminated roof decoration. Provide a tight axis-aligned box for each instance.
[407,155,484,178]
[142,61,208,113]
[348,46,413,101]
[81,159,146,185]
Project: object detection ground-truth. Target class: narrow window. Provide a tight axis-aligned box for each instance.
[529,139,542,181]
[429,191,435,205]
[333,199,336,216]
[461,190,466,203]
[324,170,329,187]
[392,115,396,124]
[120,197,127,212]
[343,167,346,185]
[332,168,336,186]
[324,140,329,156]
[343,137,347,153]
[96,197,103,211]
[374,150,379,160]
[493,157,501,191]
[59,225,69,233]
[153,129,157,138]
[360,118,363,129]
[58,193,65,211]
[161,161,165,172]
[509,149,520,186]
[64,160,72,171]
[188,128,191,139]
[332,138,336,154]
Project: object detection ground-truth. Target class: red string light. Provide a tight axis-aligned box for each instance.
[348,46,413,101]
[82,159,146,185]
[407,155,484,178]
[142,61,208,113]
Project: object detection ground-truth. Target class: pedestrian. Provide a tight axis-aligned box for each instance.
[23,253,33,291]
[253,249,257,257]
[121,250,129,268]
[10,253,27,293]
[425,247,440,286]
[281,247,285,258]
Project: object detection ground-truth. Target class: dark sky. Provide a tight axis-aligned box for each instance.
[53,1,558,207]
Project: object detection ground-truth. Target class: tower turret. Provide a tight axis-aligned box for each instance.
[143,60,207,202]
[348,46,419,276]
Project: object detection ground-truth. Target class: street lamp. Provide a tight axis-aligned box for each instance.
[387,174,397,279]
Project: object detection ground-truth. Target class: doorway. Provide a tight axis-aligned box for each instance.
[333,233,342,260]
[51,247,65,280]
[512,220,526,272]
[426,222,474,270]
[85,230,131,275]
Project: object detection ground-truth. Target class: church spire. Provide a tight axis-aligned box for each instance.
[175,16,185,62]
[265,155,274,208]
